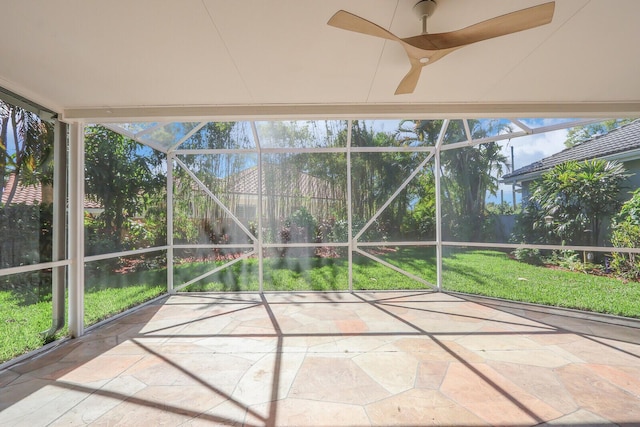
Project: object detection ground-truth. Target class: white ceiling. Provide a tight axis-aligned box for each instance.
[1,0,640,120]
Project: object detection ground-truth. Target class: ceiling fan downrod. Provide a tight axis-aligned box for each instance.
[413,0,437,34]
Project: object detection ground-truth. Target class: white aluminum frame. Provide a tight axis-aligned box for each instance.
[160,117,640,295]
[6,116,640,342]
[166,120,444,293]
[68,122,85,337]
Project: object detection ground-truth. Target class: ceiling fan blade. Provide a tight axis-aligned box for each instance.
[328,10,399,42]
[395,60,423,95]
[404,2,555,51]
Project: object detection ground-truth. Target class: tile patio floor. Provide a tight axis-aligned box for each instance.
[1,291,640,426]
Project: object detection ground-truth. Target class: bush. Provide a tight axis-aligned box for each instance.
[289,207,317,242]
[0,203,54,301]
[512,247,543,265]
[527,160,628,246]
[510,201,554,245]
[611,222,640,279]
[0,203,53,267]
[610,189,640,280]
[548,250,584,272]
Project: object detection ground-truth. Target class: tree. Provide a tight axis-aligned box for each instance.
[564,119,634,148]
[84,125,165,251]
[406,171,436,238]
[349,120,425,239]
[528,159,629,246]
[440,141,508,241]
[403,119,510,241]
[0,100,54,204]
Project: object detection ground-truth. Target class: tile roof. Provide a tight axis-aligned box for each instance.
[1,173,102,208]
[503,119,640,180]
[225,164,342,200]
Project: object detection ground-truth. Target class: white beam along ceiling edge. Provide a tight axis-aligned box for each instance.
[61,102,640,123]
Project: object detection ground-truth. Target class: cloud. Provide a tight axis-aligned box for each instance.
[503,128,569,172]
[492,127,569,205]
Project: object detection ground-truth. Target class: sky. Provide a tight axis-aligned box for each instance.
[105,118,578,208]
[0,116,590,208]
[493,125,570,206]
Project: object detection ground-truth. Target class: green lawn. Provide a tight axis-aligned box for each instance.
[442,249,640,317]
[1,268,165,363]
[176,248,640,317]
[0,292,58,363]
[2,248,639,363]
[173,252,436,292]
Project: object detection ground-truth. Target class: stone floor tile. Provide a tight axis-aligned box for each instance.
[408,316,487,334]
[0,377,50,411]
[48,376,147,426]
[481,348,574,368]
[587,323,640,344]
[415,361,449,389]
[174,314,238,337]
[282,335,337,351]
[487,361,578,414]
[120,354,203,387]
[555,363,640,423]
[440,362,563,425]
[525,330,584,346]
[306,335,391,355]
[89,396,193,426]
[0,382,90,426]
[366,388,489,426]
[231,352,306,406]
[181,399,252,426]
[59,354,144,384]
[160,352,255,393]
[541,343,588,364]
[584,363,640,397]
[558,336,640,366]
[2,291,640,426]
[57,336,121,364]
[195,336,278,355]
[288,356,390,405]
[538,409,614,426]
[456,329,541,350]
[353,351,419,394]
[395,337,485,363]
[252,398,371,427]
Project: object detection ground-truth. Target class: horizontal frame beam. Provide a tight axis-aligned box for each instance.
[62,102,640,122]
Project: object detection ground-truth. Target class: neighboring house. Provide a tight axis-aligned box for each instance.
[1,173,103,213]
[225,164,344,222]
[178,164,344,244]
[502,120,640,204]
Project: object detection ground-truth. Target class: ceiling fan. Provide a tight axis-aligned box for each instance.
[328,1,555,95]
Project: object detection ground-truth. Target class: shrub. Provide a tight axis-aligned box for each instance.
[0,203,53,267]
[511,201,553,245]
[289,206,317,242]
[512,247,543,265]
[610,222,640,279]
[610,190,640,280]
[527,160,628,246]
[549,250,584,272]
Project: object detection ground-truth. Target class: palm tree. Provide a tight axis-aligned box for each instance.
[530,159,629,246]
[0,100,53,205]
[403,119,509,241]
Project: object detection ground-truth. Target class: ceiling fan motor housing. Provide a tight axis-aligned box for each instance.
[413,0,437,20]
